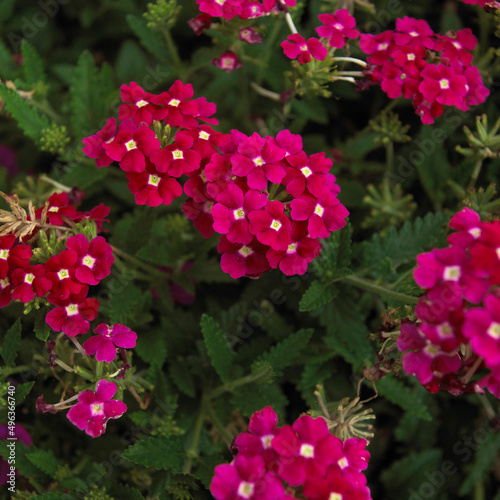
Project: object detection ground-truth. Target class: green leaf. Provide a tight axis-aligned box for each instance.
[0,84,49,142]
[0,441,41,478]
[110,484,145,500]
[256,328,313,376]
[292,98,328,124]
[361,212,449,276]
[126,15,168,63]
[21,40,46,84]
[459,431,500,495]
[134,328,167,369]
[122,435,184,471]
[2,318,21,367]
[169,359,196,397]
[59,156,109,190]
[376,375,432,421]
[26,448,61,476]
[299,280,339,312]
[193,454,226,488]
[60,476,89,494]
[0,40,16,80]
[34,308,52,341]
[14,381,35,405]
[108,282,151,325]
[0,0,15,23]
[200,314,235,382]
[230,382,287,418]
[381,449,442,498]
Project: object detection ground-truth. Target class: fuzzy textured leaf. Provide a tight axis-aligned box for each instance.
[299,280,338,312]
[26,448,61,475]
[14,381,35,405]
[376,375,432,421]
[0,85,50,142]
[256,328,313,376]
[2,318,22,367]
[169,359,196,397]
[122,435,184,470]
[21,40,46,84]
[201,314,235,382]
[126,15,168,62]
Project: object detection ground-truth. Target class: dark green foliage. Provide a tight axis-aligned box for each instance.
[1,318,21,367]
[122,435,185,471]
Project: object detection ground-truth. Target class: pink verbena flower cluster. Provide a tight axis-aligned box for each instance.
[360,17,489,124]
[397,208,500,398]
[460,0,500,9]
[195,0,296,20]
[83,81,349,279]
[281,9,359,64]
[211,406,372,500]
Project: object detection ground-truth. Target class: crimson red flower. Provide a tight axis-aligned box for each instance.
[0,234,32,279]
[281,34,327,64]
[218,236,270,279]
[11,264,52,303]
[248,201,292,251]
[82,118,117,168]
[188,13,212,35]
[118,82,160,126]
[0,276,12,307]
[212,51,243,73]
[239,27,262,44]
[316,9,360,48]
[35,192,78,226]
[303,468,372,500]
[182,199,215,238]
[197,0,242,19]
[65,234,114,286]
[45,249,85,301]
[283,152,333,198]
[46,287,99,336]
[419,64,468,106]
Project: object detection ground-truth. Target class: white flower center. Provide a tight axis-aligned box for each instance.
[237,481,254,499]
[238,245,253,257]
[443,265,461,281]
[301,166,312,177]
[233,208,246,220]
[337,457,349,469]
[407,53,416,61]
[439,79,450,90]
[49,206,59,212]
[66,304,78,316]
[222,57,234,69]
[487,322,500,339]
[314,204,325,217]
[215,0,225,5]
[437,323,454,338]
[58,269,69,280]
[299,443,315,458]
[125,139,137,151]
[378,42,389,51]
[24,273,35,284]
[148,174,160,186]
[172,149,184,160]
[270,219,282,231]
[409,31,418,37]
[469,227,481,238]
[0,278,9,290]
[424,344,440,357]
[253,156,264,166]
[199,130,210,140]
[0,249,9,260]
[136,99,148,107]
[333,23,343,30]
[83,255,96,268]
[452,41,461,49]
[169,98,180,107]
[329,494,343,500]
[261,434,274,449]
[496,247,500,260]
[287,243,297,254]
[91,403,104,416]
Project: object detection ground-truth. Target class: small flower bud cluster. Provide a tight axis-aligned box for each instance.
[83,81,349,279]
[360,17,489,124]
[210,406,372,500]
[397,208,500,398]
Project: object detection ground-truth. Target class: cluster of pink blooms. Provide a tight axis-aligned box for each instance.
[83,81,349,279]
[211,406,371,500]
[397,208,500,398]
[281,9,359,64]
[194,0,296,20]
[360,16,489,124]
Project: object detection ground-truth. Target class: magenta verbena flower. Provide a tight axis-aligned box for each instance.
[248,201,292,251]
[0,234,32,280]
[303,467,372,500]
[82,117,117,168]
[281,33,327,64]
[11,264,51,303]
[218,236,271,279]
[66,380,127,438]
[118,81,159,126]
[211,51,243,73]
[45,249,86,302]
[83,323,137,362]
[316,9,360,48]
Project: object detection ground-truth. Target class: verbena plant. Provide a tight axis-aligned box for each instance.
[1,0,500,499]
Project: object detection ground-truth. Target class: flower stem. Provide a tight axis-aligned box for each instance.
[250,82,282,101]
[285,12,298,34]
[342,275,420,304]
[110,245,160,276]
[468,158,484,190]
[183,394,208,474]
[208,366,273,400]
[162,28,184,78]
[70,337,87,358]
[206,402,234,444]
[332,56,367,68]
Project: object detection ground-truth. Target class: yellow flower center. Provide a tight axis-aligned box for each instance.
[49,206,59,212]
[329,494,343,500]
[270,219,282,231]
[66,304,78,316]
[199,130,210,140]
[299,443,315,458]
[83,255,96,268]
[407,53,416,61]
[237,481,254,499]
[301,166,312,177]
[0,249,9,260]
[125,139,137,151]
[487,322,500,339]
[337,457,349,469]
[57,269,69,280]
[238,246,253,257]
[443,265,461,281]
[437,323,453,337]
[136,99,148,107]
[233,208,246,220]
[169,98,180,107]
[261,435,273,449]
[287,243,297,254]
[24,273,35,284]
[253,156,264,166]
[148,174,160,186]
[439,79,450,90]
[173,149,184,160]
[314,204,325,217]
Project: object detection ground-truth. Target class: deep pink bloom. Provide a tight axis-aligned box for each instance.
[394,16,435,49]
[412,92,444,125]
[152,80,199,129]
[275,129,304,158]
[290,193,349,239]
[456,65,490,111]
[248,201,292,251]
[448,207,482,247]
[188,13,212,35]
[316,9,360,48]
[281,34,328,64]
[118,82,159,125]
[83,323,137,362]
[197,0,242,19]
[359,31,394,65]
[65,234,114,286]
[272,415,340,486]
[210,455,284,500]
[82,118,117,168]
[435,29,477,66]
[45,249,85,301]
[212,184,267,244]
[0,235,32,279]
[127,159,183,207]
[419,64,468,106]
[212,51,243,73]
[241,1,266,19]
[379,61,420,99]
[11,264,51,303]
[0,276,12,307]
[193,96,219,126]
[66,380,127,438]
[104,122,160,173]
[239,27,263,44]
[46,287,99,336]
[303,468,372,500]
[179,125,225,160]
[182,199,215,238]
[218,236,271,279]
[34,192,78,226]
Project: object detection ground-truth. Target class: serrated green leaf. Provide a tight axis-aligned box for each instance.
[14,381,35,405]
[26,448,61,475]
[34,308,52,341]
[0,40,16,80]
[201,314,235,382]
[135,329,167,368]
[0,441,41,478]
[126,15,168,62]
[169,359,196,397]
[122,435,184,471]
[60,476,89,494]
[299,280,338,312]
[21,40,46,84]
[2,318,21,367]
[256,328,313,376]
[361,212,449,277]
[0,85,49,142]
[108,282,151,325]
[110,484,145,500]
[381,449,442,497]
[230,382,287,418]
[459,431,500,495]
[376,375,432,421]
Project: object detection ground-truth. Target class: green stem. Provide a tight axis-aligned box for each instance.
[0,365,33,376]
[256,18,284,85]
[468,158,484,190]
[110,245,160,277]
[183,394,208,474]
[209,367,272,400]
[162,28,184,78]
[342,275,419,304]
